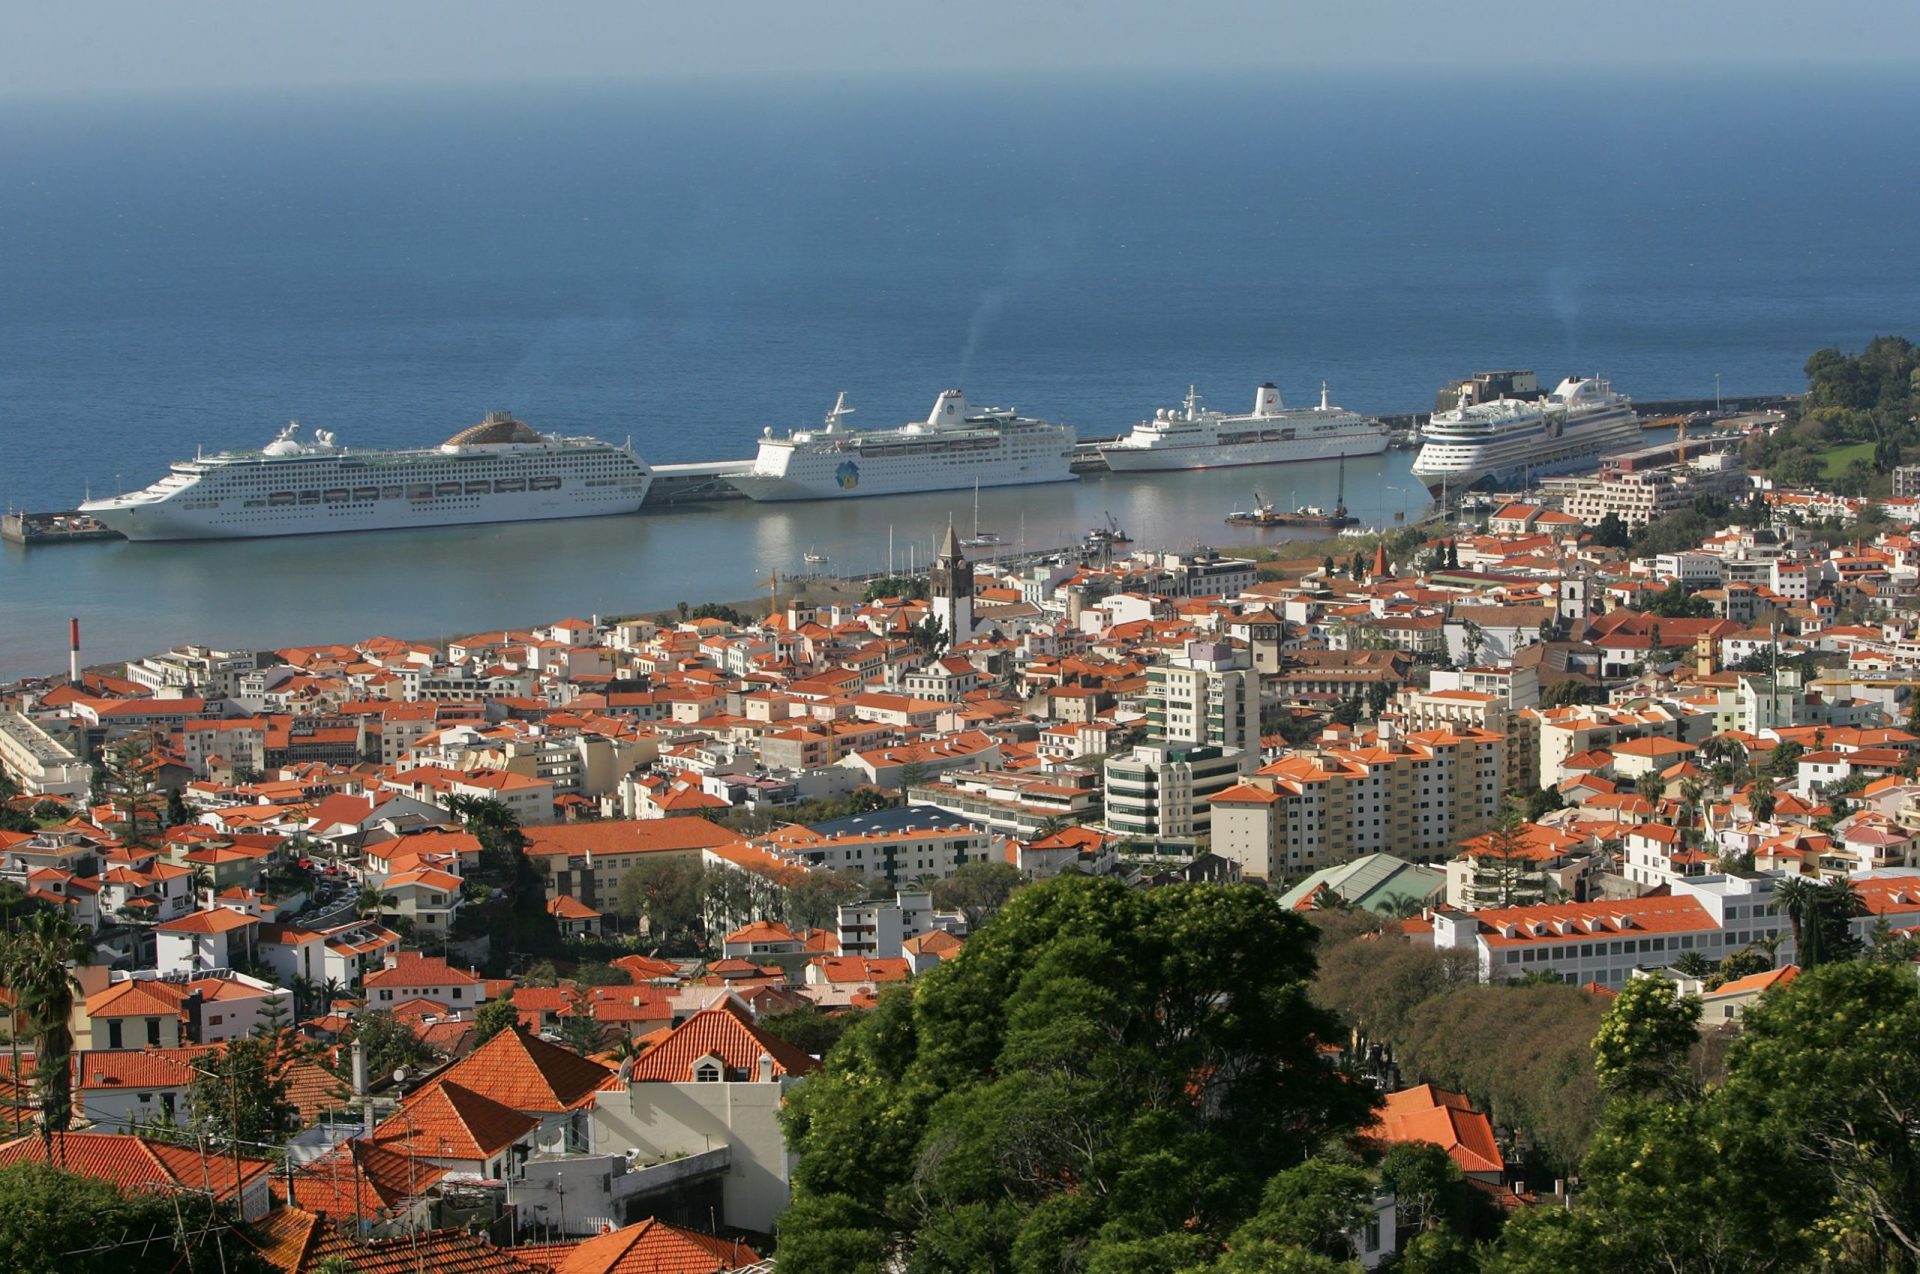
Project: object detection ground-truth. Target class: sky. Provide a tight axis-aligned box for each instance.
[2,0,1916,98]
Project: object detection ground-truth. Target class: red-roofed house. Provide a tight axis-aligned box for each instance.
[73,1044,221,1131]
[0,1131,275,1219]
[364,952,489,1011]
[1367,1084,1505,1183]
[379,866,466,937]
[547,894,603,938]
[154,906,260,976]
[586,996,819,1233]
[518,1217,759,1274]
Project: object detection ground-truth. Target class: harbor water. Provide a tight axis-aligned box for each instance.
[3,70,1917,679]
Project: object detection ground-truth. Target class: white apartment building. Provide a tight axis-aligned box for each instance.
[1147,640,1258,754]
[1106,744,1253,843]
[0,712,92,798]
[1424,869,1920,987]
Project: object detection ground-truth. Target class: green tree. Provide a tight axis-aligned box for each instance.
[472,990,519,1045]
[560,985,603,1053]
[776,878,1376,1273]
[355,884,395,923]
[190,1034,299,1147]
[616,856,706,942]
[1474,807,1536,908]
[1591,975,1701,1098]
[1706,945,1774,990]
[96,736,162,845]
[1591,511,1631,549]
[0,910,89,1154]
[757,1007,865,1058]
[928,860,1023,929]
[1376,1141,1466,1238]
[345,1011,431,1088]
[0,1161,269,1274]
[1232,1159,1375,1261]
[784,868,868,932]
[251,990,292,1045]
[1726,961,1920,1267]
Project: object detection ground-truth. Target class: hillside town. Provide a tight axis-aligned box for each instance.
[6,347,1920,1270]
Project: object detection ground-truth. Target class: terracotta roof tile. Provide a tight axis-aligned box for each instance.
[524,1217,758,1274]
[424,1028,613,1113]
[370,1080,539,1162]
[628,999,819,1083]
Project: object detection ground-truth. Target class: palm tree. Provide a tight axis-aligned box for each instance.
[1,910,89,1157]
[1678,777,1706,828]
[1033,815,1071,841]
[290,974,317,1021]
[1772,875,1821,962]
[357,885,396,923]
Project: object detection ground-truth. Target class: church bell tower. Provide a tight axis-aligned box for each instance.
[930,521,974,643]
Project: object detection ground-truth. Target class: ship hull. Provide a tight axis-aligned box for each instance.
[88,486,650,542]
[1100,430,1387,472]
[729,466,1074,502]
[1411,406,1641,497]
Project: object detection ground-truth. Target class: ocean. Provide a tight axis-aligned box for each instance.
[2,70,1917,679]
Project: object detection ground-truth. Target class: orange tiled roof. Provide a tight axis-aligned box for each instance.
[73,1044,221,1090]
[522,1217,758,1274]
[86,977,189,1019]
[424,1027,613,1113]
[627,998,819,1083]
[0,1131,270,1204]
[287,1137,449,1215]
[364,953,483,988]
[370,1080,539,1162]
[1368,1084,1505,1176]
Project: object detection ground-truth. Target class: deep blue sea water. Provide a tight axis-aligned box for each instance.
[2,71,1917,678]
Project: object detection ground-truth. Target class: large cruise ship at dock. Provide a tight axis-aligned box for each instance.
[1098,382,1387,472]
[79,414,653,541]
[1411,375,1638,497]
[727,390,1076,502]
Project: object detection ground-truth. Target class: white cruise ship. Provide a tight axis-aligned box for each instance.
[79,414,653,541]
[1099,382,1387,472]
[1411,376,1639,497]
[726,390,1076,502]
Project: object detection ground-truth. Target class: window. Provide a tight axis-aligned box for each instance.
[147,1019,162,1046]
[694,1062,723,1083]
[108,1020,123,1049]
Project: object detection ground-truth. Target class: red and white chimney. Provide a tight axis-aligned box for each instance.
[68,618,80,684]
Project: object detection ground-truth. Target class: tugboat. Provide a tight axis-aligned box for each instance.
[1084,510,1132,551]
[1224,455,1356,529]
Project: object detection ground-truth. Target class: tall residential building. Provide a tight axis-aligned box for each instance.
[1103,639,1260,845]
[1210,723,1505,879]
[1147,640,1258,754]
[1105,744,1253,843]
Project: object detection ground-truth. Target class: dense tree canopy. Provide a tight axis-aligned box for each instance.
[777,877,1378,1272]
[0,1162,268,1273]
[1490,961,1920,1272]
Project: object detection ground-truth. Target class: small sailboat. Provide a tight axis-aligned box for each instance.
[802,545,830,567]
[959,479,1004,549]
